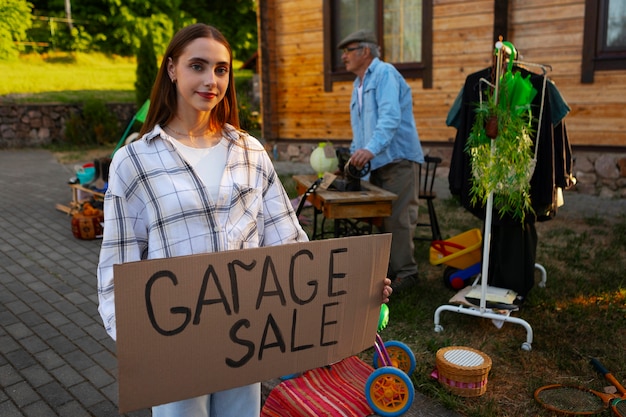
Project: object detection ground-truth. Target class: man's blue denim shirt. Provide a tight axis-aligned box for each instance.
[349,58,425,171]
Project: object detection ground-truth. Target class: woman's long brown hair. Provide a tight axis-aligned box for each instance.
[140,24,240,136]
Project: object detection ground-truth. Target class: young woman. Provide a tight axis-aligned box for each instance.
[97,23,392,417]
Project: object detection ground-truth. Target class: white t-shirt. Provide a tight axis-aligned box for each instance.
[169,136,228,202]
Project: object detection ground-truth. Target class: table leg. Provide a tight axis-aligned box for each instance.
[312,208,321,240]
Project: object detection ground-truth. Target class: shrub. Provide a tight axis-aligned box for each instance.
[135,33,158,107]
[0,0,33,60]
[64,99,120,146]
[235,72,260,135]
[52,25,94,52]
[237,93,260,134]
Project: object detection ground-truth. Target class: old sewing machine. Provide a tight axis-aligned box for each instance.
[294,147,396,239]
[331,147,371,192]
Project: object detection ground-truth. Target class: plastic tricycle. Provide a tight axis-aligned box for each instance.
[365,304,416,416]
[430,228,482,290]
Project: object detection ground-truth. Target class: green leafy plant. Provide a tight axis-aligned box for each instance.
[135,33,158,107]
[466,72,536,223]
[235,72,260,135]
[52,24,95,52]
[237,93,260,134]
[0,0,33,60]
[64,99,120,146]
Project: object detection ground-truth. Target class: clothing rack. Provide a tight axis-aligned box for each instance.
[433,41,548,351]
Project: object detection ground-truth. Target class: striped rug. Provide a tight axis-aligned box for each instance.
[261,356,374,417]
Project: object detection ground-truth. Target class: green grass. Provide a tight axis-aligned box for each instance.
[1,52,252,105]
[1,52,137,103]
[280,174,626,417]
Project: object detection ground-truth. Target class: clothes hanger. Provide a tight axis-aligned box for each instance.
[478,47,551,176]
[512,60,552,76]
[512,59,551,169]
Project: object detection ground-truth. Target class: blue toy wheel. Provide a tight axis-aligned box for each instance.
[372,340,416,376]
[443,266,459,289]
[279,373,300,381]
[365,366,414,417]
[444,263,481,290]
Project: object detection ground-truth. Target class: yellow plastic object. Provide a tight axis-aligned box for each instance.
[429,228,482,269]
[366,367,414,415]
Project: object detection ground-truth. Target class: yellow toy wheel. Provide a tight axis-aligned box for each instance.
[372,340,416,376]
[365,366,414,416]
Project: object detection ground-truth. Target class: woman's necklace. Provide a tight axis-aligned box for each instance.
[164,124,207,138]
[164,125,219,148]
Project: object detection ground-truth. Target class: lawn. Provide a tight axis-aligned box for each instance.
[0,52,251,104]
[279,174,626,417]
[1,52,137,103]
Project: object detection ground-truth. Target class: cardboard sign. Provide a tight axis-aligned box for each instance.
[114,234,391,413]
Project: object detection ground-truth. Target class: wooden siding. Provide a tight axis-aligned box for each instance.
[258,0,626,147]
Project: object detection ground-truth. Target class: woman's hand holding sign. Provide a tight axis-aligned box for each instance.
[382,277,393,304]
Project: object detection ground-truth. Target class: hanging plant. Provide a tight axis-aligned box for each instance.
[465,64,537,223]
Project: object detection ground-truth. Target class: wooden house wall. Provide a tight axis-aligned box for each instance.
[508,0,626,147]
[259,0,626,148]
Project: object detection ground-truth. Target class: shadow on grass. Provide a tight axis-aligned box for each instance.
[43,54,78,64]
[0,90,134,104]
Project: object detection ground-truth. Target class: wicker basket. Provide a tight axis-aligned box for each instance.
[436,346,492,397]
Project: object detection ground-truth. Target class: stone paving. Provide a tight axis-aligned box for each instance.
[0,149,149,417]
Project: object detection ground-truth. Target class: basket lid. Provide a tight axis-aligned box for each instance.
[437,346,492,369]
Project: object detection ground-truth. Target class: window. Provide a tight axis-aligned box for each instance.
[582,0,626,83]
[323,0,432,91]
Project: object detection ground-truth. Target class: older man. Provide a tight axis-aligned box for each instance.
[338,29,425,292]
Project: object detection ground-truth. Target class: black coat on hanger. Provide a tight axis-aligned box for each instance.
[446,65,574,297]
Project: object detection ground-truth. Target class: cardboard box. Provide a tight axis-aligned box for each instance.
[114,233,391,412]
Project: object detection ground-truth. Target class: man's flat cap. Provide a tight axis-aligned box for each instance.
[337,29,377,49]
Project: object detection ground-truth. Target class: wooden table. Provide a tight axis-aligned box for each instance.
[293,174,397,239]
[56,183,105,214]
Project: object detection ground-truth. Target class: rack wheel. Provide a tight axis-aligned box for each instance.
[365,366,414,417]
[372,340,416,376]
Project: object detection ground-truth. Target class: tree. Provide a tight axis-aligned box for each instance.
[64,0,72,30]
[179,0,258,60]
[135,32,157,107]
[26,0,258,60]
[0,0,34,60]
